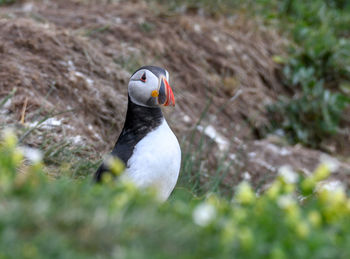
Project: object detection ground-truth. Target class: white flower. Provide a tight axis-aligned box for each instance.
[192,202,216,227]
[243,172,251,181]
[319,180,344,192]
[20,146,43,163]
[320,154,339,173]
[278,165,298,184]
[193,24,201,33]
[277,195,295,209]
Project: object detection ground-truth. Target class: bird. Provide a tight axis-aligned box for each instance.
[94,66,181,201]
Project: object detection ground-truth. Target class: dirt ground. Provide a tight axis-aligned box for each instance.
[0,0,349,190]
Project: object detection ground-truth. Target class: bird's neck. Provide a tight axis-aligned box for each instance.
[123,95,164,134]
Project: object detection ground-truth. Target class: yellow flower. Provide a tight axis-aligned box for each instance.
[101,173,113,184]
[13,147,24,165]
[318,187,330,204]
[284,183,295,194]
[267,181,281,199]
[120,179,138,194]
[277,195,300,223]
[2,128,17,149]
[333,188,346,205]
[318,183,348,222]
[235,181,255,205]
[313,164,330,182]
[301,178,316,194]
[308,210,322,227]
[207,193,221,207]
[272,55,286,64]
[105,155,125,176]
[318,182,346,206]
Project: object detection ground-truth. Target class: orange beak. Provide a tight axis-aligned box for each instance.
[158,77,175,106]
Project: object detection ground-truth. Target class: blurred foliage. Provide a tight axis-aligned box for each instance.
[1,130,350,258]
[0,0,15,5]
[268,81,350,147]
[259,0,350,147]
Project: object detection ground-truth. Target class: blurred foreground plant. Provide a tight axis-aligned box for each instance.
[0,129,350,258]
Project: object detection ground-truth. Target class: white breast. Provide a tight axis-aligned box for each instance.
[122,119,181,201]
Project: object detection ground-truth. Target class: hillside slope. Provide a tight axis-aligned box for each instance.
[0,0,349,192]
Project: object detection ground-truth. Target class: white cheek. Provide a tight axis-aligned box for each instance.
[128,74,159,106]
[147,74,159,91]
[128,81,150,105]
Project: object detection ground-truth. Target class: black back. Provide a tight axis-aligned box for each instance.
[94,96,163,182]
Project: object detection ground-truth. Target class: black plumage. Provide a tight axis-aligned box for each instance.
[94,96,163,182]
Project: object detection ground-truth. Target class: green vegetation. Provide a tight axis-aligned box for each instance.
[1,130,350,258]
[262,0,350,147]
[0,0,15,5]
[268,82,350,147]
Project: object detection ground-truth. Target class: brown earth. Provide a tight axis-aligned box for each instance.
[0,0,349,192]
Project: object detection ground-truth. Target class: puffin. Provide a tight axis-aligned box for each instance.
[94,66,181,201]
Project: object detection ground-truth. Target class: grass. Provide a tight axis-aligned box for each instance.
[113,54,144,74]
[83,25,111,37]
[0,91,100,180]
[40,135,99,178]
[177,100,241,198]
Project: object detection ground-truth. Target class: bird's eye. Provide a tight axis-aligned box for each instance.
[140,72,147,82]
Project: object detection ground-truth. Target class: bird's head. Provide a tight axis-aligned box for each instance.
[128,66,175,108]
